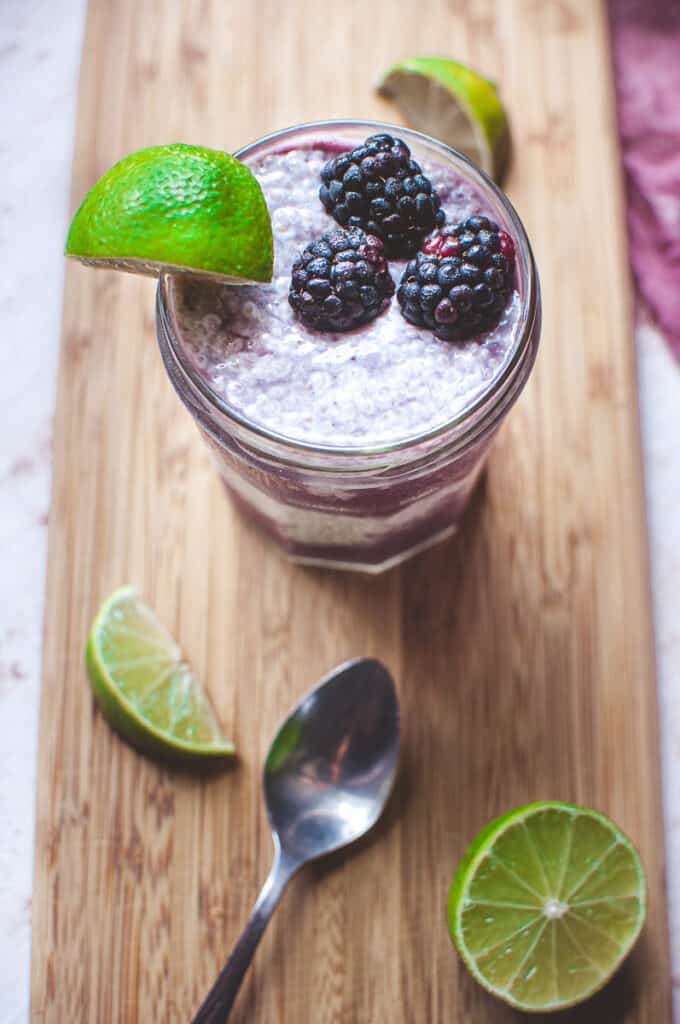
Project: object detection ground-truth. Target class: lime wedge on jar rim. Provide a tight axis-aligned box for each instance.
[66,143,273,284]
[86,586,235,763]
[448,801,647,1012]
[378,57,511,181]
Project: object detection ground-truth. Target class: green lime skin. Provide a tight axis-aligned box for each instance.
[66,143,273,284]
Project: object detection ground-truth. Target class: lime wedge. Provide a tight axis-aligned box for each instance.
[66,143,272,284]
[448,802,647,1012]
[86,586,235,763]
[378,57,511,181]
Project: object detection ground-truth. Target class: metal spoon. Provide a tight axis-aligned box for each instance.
[192,658,400,1023]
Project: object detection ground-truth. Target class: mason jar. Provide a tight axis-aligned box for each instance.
[156,120,541,572]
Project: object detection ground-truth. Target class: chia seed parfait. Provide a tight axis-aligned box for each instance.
[157,121,541,571]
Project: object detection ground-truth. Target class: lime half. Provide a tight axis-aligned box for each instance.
[66,143,273,284]
[378,57,511,181]
[86,586,235,763]
[448,802,647,1012]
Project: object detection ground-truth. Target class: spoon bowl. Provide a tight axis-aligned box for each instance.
[265,658,400,862]
[193,657,400,1023]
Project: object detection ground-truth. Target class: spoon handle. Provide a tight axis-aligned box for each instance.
[192,849,296,1023]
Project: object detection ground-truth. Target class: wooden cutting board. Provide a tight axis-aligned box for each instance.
[31,0,672,1020]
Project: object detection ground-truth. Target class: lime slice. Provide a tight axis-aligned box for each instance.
[448,802,647,1013]
[66,143,272,284]
[377,57,511,181]
[86,586,235,763]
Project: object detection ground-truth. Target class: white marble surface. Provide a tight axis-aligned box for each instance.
[0,2,678,1021]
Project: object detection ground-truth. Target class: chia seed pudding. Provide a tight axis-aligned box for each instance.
[157,122,541,571]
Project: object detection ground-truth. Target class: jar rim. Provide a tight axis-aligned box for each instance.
[157,118,540,463]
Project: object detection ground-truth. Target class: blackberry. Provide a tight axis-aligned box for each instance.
[288,227,395,332]
[397,216,516,341]
[318,133,445,258]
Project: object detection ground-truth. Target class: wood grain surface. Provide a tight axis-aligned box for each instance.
[31,0,672,1020]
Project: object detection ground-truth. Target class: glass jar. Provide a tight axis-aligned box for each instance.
[156,120,541,572]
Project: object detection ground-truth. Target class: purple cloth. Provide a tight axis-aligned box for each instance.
[609,0,680,360]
